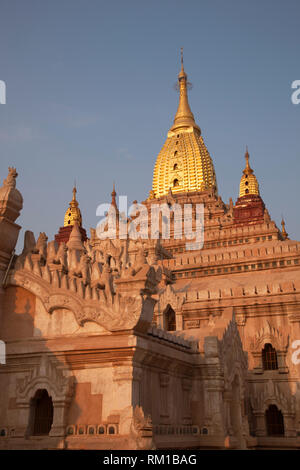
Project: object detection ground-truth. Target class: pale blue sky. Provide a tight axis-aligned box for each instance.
[0,0,299,250]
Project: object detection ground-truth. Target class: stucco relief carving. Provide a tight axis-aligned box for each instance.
[8,244,159,332]
[130,405,154,450]
[250,380,295,416]
[220,315,248,384]
[249,321,289,352]
[16,354,75,405]
[155,283,186,315]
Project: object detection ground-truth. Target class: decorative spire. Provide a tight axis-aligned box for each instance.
[64,185,83,227]
[67,221,85,251]
[111,182,117,208]
[151,55,217,198]
[239,147,260,197]
[170,49,200,133]
[281,217,288,240]
[243,146,253,175]
[72,185,77,202]
[179,46,185,78]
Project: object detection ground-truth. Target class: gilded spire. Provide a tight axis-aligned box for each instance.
[64,184,83,227]
[239,147,260,197]
[281,217,288,240]
[243,146,253,175]
[151,53,217,198]
[72,185,77,201]
[170,49,200,133]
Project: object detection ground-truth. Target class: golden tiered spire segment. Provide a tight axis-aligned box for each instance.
[151,50,217,199]
[63,185,83,227]
[239,148,260,197]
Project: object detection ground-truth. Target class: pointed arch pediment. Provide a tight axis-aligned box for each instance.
[16,354,75,406]
[156,284,186,315]
[250,380,295,415]
[249,321,289,352]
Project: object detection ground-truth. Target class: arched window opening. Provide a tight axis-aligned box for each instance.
[31,389,53,436]
[265,405,284,436]
[262,343,278,370]
[173,163,178,170]
[164,305,176,331]
[173,179,179,187]
[108,426,115,435]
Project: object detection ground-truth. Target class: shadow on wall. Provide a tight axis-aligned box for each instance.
[0,285,83,447]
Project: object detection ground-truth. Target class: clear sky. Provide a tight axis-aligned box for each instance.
[0,0,299,251]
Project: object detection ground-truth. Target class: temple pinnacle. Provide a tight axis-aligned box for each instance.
[170,50,200,133]
[111,182,117,209]
[281,217,288,240]
[244,146,253,175]
[63,184,82,227]
[239,148,260,197]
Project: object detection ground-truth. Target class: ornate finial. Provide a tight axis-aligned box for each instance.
[3,167,18,188]
[111,182,118,209]
[243,146,253,175]
[72,185,77,201]
[178,47,186,79]
[281,217,288,240]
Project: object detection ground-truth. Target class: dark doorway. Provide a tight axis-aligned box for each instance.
[31,389,54,436]
[164,305,176,331]
[265,404,284,436]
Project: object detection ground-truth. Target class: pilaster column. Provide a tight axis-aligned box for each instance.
[283,413,296,437]
[254,412,266,436]
[277,351,289,374]
[159,373,170,423]
[181,377,192,425]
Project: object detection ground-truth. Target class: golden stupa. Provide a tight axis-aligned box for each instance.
[151,50,217,199]
[239,148,260,197]
[63,186,83,227]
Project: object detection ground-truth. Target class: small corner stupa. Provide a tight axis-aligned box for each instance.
[233,147,266,225]
[55,185,87,245]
